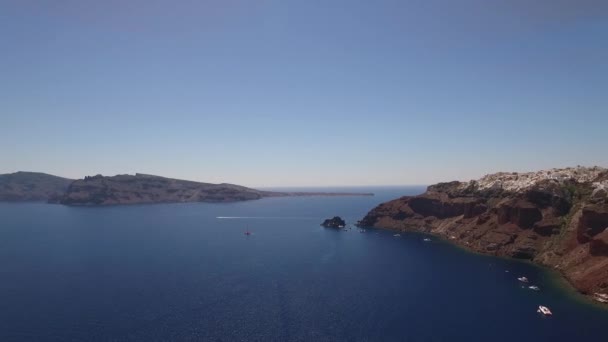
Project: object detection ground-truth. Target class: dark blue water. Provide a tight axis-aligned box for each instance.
[1,186,607,341]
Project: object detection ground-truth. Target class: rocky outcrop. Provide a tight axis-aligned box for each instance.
[590,230,608,256]
[0,172,73,201]
[577,204,608,243]
[360,166,608,300]
[321,216,346,228]
[496,199,542,228]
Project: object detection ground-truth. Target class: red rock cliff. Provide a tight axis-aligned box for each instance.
[360,167,608,301]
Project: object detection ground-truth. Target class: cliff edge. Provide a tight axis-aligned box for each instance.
[360,166,608,301]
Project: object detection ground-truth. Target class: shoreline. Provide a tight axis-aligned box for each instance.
[44,192,375,206]
[366,224,608,311]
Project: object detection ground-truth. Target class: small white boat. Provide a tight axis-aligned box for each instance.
[537,305,552,316]
[518,276,529,283]
[393,234,401,237]
[593,293,608,303]
[529,285,540,291]
[423,238,431,242]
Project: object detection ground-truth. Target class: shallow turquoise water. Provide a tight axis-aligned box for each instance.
[0,186,607,341]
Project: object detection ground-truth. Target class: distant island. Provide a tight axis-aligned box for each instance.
[0,171,73,201]
[0,172,373,205]
[321,216,346,228]
[359,166,608,304]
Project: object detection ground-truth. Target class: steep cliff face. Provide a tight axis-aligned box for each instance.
[360,167,608,300]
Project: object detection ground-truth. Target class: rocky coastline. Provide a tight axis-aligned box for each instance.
[359,166,608,304]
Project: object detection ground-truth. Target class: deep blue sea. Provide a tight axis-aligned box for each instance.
[1,186,607,341]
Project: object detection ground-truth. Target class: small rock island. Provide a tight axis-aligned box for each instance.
[321,216,346,228]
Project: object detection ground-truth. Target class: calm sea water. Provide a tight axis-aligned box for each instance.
[1,186,607,341]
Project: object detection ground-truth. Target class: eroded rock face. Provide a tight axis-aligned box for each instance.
[496,199,542,228]
[577,205,608,243]
[407,193,473,219]
[533,218,561,236]
[360,166,608,298]
[590,230,608,256]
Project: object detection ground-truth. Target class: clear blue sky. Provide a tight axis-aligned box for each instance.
[1,0,607,186]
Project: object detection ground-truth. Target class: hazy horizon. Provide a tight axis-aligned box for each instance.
[2,164,606,189]
[0,168,431,187]
[2,1,607,187]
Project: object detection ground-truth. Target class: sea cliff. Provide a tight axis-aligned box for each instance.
[359,166,608,303]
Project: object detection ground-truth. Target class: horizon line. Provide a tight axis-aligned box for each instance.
[2,169,429,188]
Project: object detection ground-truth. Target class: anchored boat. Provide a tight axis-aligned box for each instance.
[537,305,552,316]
